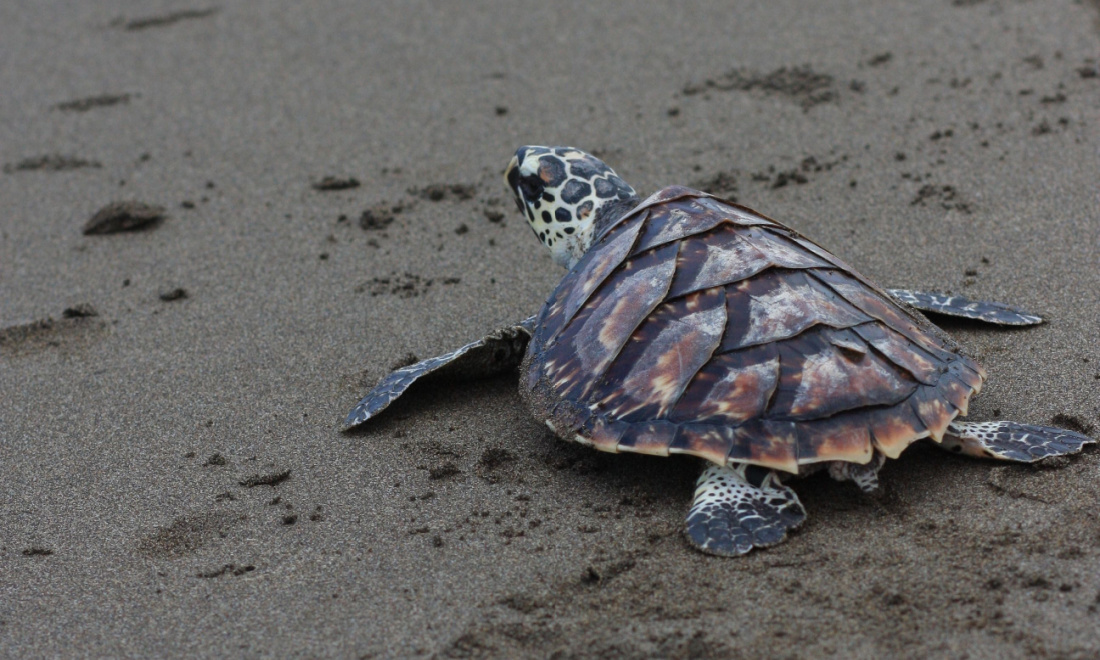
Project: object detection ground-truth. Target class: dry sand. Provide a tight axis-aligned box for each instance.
[2,1,1099,658]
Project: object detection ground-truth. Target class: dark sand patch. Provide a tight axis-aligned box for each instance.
[54,94,131,112]
[158,287,189,302]
[689,171,738,198]
[3,155,101,173]
[121,8,219,31]
[83,201,165,235]
[358,202,406,231]
[61,303,98,319]
[358,272,461,298]
[683,65,838,110]
[409,183,478,202]
[0,315,106,357]
[203,452,229,466]
[312,176,360,191]
[238,470,291,488]
[196,563,255,578]
[910,184,974,213]
[137,512,238,558]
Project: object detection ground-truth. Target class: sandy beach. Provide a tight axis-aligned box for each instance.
[2,1,1099,657]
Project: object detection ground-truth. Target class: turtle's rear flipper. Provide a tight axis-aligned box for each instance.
[827,452,886,493]
[887,289,1043,326]
[939,421,1095,462]
[684,464,806,557]
[343,316,536,429]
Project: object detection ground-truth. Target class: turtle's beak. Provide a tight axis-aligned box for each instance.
[504,155,520,192]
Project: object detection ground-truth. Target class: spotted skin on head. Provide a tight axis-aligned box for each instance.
[505,146,638,268]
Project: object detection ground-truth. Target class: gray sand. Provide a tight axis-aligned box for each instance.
[2,1,1099,657]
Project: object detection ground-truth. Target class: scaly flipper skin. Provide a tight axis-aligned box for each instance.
[684,463,806,556]
[343,316,536,429]
[827,452,886,493]
[887,289,1043,326]
[939,420,1095,461]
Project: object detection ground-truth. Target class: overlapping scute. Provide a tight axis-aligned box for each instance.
[525,187,985,474]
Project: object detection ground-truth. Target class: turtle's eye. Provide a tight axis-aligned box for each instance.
[519,176,544,201]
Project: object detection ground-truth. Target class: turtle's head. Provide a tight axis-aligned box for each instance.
[505,146,639,269]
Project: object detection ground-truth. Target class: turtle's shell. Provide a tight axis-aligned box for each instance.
[520,186,986,474]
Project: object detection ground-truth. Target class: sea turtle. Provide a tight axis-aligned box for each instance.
[344,146,1094,556]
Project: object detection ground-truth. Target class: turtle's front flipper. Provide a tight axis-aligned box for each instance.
[939,421,1095,462]
[887,289,1043,326]
[684,464,806,557]
[343,316,536,429]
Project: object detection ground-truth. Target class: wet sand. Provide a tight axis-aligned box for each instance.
[2,1,1099,657]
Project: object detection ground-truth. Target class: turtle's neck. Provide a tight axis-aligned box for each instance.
[590,195,643,246]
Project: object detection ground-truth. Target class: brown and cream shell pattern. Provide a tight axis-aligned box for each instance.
[520,186,985,475]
